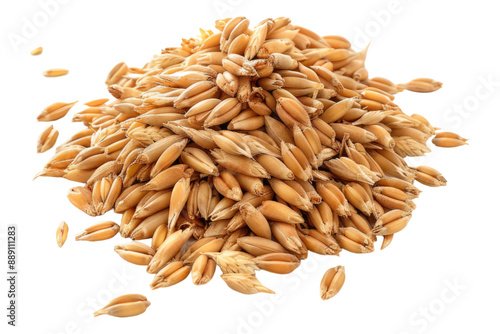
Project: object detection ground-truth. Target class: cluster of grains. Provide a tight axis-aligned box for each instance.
[40,17,467,313]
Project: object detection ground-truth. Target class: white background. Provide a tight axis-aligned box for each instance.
[1,0,499,333]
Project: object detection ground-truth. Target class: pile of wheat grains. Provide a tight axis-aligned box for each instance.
[36,17,467,316]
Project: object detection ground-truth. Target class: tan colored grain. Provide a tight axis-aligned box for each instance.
[320,266,345,300]
[221,273,274,294]
[94,294,150,317]
[150,261,191,289]
[130,209,170,240]
[237,236,288,256]
[43,68,69,77]
[254,253,300,274]
[37,101,78,122]
[37,125,59,153]
[147,227,193,274]
[205,251,258,274]
[30,47,43,55]
[56,221,68,248]
[114,242,155,265]
[192,254,216,285]
[239,203,271,239]
[75,221,119,241]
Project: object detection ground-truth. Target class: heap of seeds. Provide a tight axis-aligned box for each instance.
[39,17,467,306]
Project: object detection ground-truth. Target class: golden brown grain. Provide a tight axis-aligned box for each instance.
[43,68,69,77]
[30,47,43,55]
[320,266,345,300]
[56,221,68,248]
[37,125,59,153]
[94,294,150,317]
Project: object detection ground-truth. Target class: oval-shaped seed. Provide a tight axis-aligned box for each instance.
[135,190,172,219]
[372,209,412,236]
[181,147,219,176]
[270,222,304,255]
[56,221,69,248]
[94,294,150,317]
[168,177,191,232]
[183,238,226,265]
[75,221,119,241]
[150,224,168,251]
[268,179,312,212]
[213,131,253,158]
[255,154,294,180]
[239,203,271,239]
[320,266,345,300]
[221,273,274,295]
[114,242,155,266]
[398,78,442,93]
[84,98,109,107]
[30,46,43,55]
[43,68,69,77]
[213,171,243,201]
[192,255,216,285]
[234,173,264,196]
[211,149,269,179]
[254,253,300,274]
[276,97,312,129]
[260,200,304,224]
[343,182,373,216]
[316,181,350,217]
[115,183,147,213]
[37,101,78,122]
[237,236,288,256]
[299,232,339,256]
[414,165,447,187]
[335,228,374,254]
[130,209,170,240]
[105,62,129,86]
[67,186,96,216]
[204,251,258,274]
[320,98,354,123]
[150,261,191,289]
[432,134,468,148]
[37,125,59,153]
[147,228,193,274]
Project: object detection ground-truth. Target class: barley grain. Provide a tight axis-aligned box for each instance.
[30,47,43,55]
[94,294,150,317]
[221,273,274,294]
[320,266,345,300]
[37,101,78,122]
[56,221,69,248]
[114,242,155,265]
[43,68,69,77]
[75,221,119,241]
[37,125,59,153]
